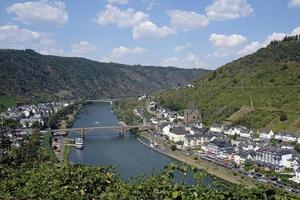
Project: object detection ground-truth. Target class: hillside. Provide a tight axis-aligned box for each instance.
[0,49,208,106]
[157,36,300,133]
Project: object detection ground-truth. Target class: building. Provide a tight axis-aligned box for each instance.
[204,138,233,159]
[291,168,300,183]
[20,118,44,128]
[184,106,200,125]
[162,125,189,143]
[234,151,254,166]
[239,127,252,138]
[255,147,292,169]
[168,126,189,142]
[274,132,297,143]
[209,124,224,133]
[259,129,274,140]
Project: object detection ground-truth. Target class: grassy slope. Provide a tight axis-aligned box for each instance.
[0,96,17,112]
[157,38,300,133]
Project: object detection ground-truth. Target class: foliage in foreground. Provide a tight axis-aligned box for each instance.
[1,163,299,200]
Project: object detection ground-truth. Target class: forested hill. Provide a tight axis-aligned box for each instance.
[0,49,209,101]
[157,36,300,133]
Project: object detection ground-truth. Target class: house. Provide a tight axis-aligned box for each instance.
[20,118,44,128]
[134,108,144,119]
[259,129,274,140]
[291,168,300,183]
[274,132,297,143]
[224,127,236,136]
[204,138,233,159]
[168,126,189,142]
[234,151,254,166]
[209,124,224,133]
[148,101,157,111]
[184,106,201,125]
[183,134,202,148]
[255,147,293,169]
[239,128,252,138]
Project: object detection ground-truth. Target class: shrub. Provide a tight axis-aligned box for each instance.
[279,112,288,121]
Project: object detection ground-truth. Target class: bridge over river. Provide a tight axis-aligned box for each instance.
[49,124,157,138]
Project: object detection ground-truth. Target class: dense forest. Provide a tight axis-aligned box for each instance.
[0,49,208,103]
[157,36,300,132]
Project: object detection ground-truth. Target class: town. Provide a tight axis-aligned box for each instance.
[1,97,300,194]
[135,96,300,193]
[0,101,74,151]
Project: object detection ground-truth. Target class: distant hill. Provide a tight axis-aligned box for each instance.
[157,36,300,133]
[0,49,209,104]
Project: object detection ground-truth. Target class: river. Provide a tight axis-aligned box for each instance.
[69,102,211,184]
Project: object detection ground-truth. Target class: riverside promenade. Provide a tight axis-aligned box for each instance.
[138,132,256,186]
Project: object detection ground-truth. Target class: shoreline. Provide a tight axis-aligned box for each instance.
[138,131,256,186]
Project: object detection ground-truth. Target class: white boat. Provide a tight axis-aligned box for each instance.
[75,138,84,149]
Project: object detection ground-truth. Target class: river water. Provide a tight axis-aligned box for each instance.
[69,102,211,184]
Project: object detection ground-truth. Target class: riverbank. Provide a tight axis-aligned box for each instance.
[51,101,84,163]
[138,131,256,187]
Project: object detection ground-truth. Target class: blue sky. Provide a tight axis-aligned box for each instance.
[0,0,299,69]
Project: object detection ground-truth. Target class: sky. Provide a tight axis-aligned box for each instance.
[0,0,300,70]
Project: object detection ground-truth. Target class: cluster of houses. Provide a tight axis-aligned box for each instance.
[0,101,73,147]
[139,100,300,185]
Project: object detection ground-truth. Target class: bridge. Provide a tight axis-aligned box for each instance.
[85,99,117,104]
[50,124,157,139]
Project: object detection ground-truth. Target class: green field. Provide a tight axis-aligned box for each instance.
[0,96,17,112]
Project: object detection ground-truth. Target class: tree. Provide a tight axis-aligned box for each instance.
[295,143,300,153]
[31,121,43,129]
[170,144,176,151]
[279,112,288,121]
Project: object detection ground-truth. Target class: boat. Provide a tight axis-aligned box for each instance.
[75,138,84,149]
[94,121,99,124]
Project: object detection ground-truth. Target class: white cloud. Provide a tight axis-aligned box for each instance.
[162,53,206,68]
[207,51,228,58]
[0,24,63,55]
[70,41,97,57]
[102,46,147,62]
[292,27,300,35]
[174,43,192,52]
[205,0,253,21]
[167,10,209,31]
[264,32,287,45]
[95,4,148,28]
[237,26,300,56]
[237,41,260,55]
[108,0,129,4]
[209,33,247,48]
[7,0,68,25]
[288,0,300,8]
[132,20,176,40]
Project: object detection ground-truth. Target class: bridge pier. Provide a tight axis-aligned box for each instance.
[80,128,85,140]
[119,126,125,136]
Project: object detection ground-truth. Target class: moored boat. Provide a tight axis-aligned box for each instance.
[75,138,84,149]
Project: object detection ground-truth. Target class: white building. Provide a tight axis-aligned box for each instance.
[274,132,297,143]
[224,127,236,136]
[239,128,252,138]
[162,125,189,143]
[209,124,224,133]
[20,118,44,128]
[168,126,189,143]
[291,168,300,183]
[259,129,274,140]
[255,147,293,169]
